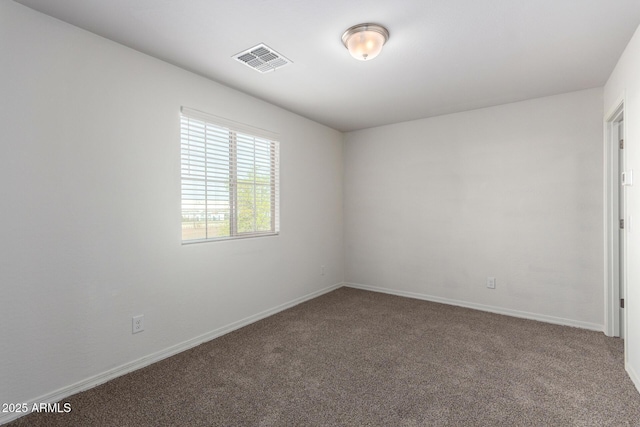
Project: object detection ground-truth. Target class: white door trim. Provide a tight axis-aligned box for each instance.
[604,94,625,340]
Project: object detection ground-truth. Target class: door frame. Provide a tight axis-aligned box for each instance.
[604,95,625,341]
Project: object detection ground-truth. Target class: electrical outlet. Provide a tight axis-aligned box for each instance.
[132,315,144,334]
[487,277,496,289]
[321,265,325,276]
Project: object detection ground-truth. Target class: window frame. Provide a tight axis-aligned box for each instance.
[180,107,280,244]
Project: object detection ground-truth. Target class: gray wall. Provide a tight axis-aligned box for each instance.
[0,1,344,414]
[605,24,640,392]
[344,88,604,328]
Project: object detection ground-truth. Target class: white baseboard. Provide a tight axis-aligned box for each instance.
[628,362,640,395]
[345,282,604,332]
[0,282,344,426]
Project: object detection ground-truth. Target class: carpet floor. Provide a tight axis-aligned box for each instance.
[7,287,640,426]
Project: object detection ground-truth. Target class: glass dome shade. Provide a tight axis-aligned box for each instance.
[342,24,389,61]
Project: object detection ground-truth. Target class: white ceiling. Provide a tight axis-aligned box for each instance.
[14,0,640,132]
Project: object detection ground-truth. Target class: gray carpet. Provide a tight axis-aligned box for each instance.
[7,287,640,426]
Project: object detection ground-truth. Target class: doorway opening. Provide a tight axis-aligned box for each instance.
[604,99,625,341]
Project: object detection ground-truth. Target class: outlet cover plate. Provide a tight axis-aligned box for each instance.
[132,315,144,334]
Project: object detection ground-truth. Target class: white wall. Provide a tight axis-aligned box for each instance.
[0,1,343,417]
[344,88,604,329]
[605,25,640,393]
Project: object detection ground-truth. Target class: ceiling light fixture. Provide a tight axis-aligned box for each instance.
[341,23,389,61]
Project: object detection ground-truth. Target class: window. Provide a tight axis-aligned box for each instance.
[180,107,279,243]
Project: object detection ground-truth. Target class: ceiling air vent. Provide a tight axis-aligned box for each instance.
[233,43,292,73]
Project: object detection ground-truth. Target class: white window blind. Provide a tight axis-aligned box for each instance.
[180,107,280,243]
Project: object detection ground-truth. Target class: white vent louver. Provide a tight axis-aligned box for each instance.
[233,43,292,73]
